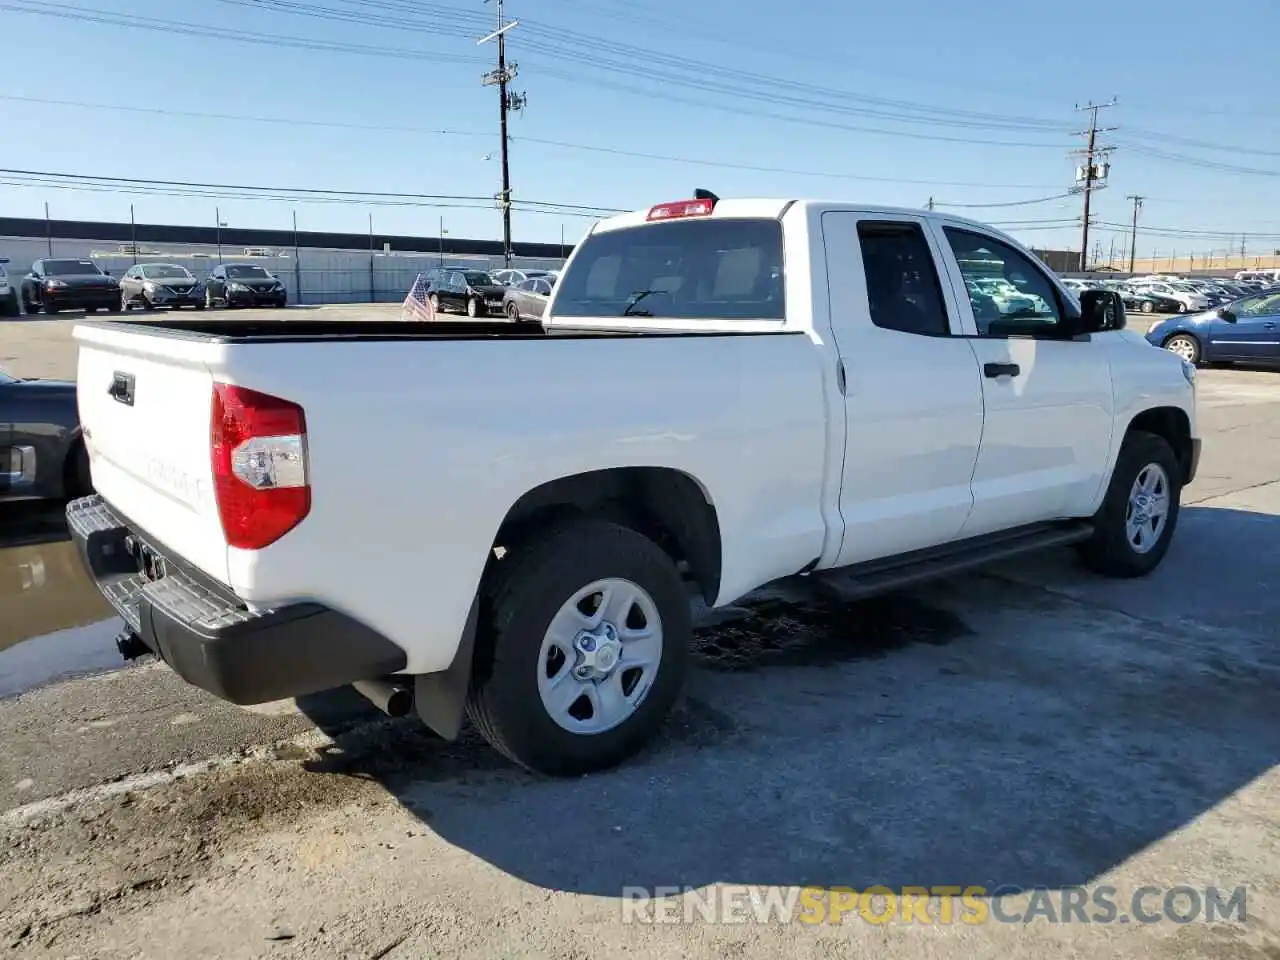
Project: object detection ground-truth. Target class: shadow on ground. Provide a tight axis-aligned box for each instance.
[294,505,1280,898]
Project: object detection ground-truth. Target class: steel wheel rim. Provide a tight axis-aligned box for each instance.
[1125,462,1170,555]
[1166,337,1196,362]
[537,577,664,735]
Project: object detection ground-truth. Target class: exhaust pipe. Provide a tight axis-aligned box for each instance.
[116,628,151,661]
[353,679,414,718]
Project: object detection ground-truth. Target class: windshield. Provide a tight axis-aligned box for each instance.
[225,265,271,279]
[42,259,102,276]
[141,265,194,280]
[462,272,494,286]
[552,218,785,320]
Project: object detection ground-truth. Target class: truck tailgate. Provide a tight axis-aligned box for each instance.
[75,323,230,586]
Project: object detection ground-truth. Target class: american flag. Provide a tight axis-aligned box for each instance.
[400,272,437,322]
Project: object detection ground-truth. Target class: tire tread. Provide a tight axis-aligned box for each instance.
[465,519,689,776]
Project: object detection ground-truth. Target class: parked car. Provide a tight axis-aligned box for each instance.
[1116,284,1183,315]
[119,263,207,311]
[420,267,507,317]
[1145,289,1280,365]
[1129,280,1208,313]
[0,258,16,316]
[19,258,121,315]
[1,367,90,503]
[203,263,287,309]
[65,195,1198,777]
[502,274,555,321]
[490,268,557,288]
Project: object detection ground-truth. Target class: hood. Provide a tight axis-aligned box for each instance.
[228,277,279,288]
[472,283,507,296]
[48,273,116,286]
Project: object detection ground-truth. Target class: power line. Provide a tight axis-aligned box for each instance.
[0,167,623,214]
[0,94,1071,190]
[0,0,485,64]
[6,0,1074,149]
[932,192,1075,209]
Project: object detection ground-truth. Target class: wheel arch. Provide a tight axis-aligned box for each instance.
[1126,406,1194,485]
[414,466,721,743]
[487,466,722,605]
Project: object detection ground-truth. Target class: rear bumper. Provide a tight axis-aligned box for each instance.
[66,495,406,705]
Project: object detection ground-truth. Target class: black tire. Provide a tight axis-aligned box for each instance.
[466,519,690,777]
[506,302,520,321]
[1140,300,1154,314]
[1077,430,1181,579]
[141,294,155,312]
[1,291,17,317]
[44,305,59,315]
[466,297,480,318]
[1163,333,1201,365]
[106,301,121,314]
[428,293,441,314]
[1177,302,1187,313]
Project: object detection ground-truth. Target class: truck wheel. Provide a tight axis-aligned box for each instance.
[1077,430,1181,578]
[467,519,690,777]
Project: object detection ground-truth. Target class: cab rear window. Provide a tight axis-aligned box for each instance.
[551,218,784,320]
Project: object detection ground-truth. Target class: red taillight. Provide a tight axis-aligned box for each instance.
[646,198,715,221]
[211,382,310,550]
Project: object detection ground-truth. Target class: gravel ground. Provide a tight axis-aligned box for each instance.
[0,309,1276,960]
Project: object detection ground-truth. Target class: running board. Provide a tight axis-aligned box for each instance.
[817,521,1095,601]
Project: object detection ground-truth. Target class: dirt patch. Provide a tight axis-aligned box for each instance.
[0,753,392,951]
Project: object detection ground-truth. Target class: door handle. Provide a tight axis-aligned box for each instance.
[983,361,1020,379]
[1264,321,1276,329]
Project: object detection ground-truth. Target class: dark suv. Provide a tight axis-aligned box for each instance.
[20,258,121,314]
[422,267,506,317]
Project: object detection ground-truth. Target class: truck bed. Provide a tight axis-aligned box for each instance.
[80,317,752,343]
[81,317,562,343]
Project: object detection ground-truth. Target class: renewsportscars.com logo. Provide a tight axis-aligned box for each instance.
[621,885,1248,926]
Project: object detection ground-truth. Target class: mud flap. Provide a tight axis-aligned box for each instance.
[414,595,479,741]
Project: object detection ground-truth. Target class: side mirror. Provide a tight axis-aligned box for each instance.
[1217,307,1236,323]
[1078,289,1126,334]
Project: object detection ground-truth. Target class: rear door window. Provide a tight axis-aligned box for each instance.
[551,218,784,320]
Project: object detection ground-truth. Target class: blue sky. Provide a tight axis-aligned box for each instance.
[1,0,1278,257]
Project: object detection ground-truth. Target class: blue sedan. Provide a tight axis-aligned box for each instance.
[1145,289,1280,365]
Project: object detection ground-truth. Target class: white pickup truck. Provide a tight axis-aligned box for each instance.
[68,195,1200,777]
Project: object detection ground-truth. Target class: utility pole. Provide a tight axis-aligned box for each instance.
[479,0,525,267]
[926,196,935,211]
[1071,99,1117,272]
[1126,194,1143,273]
[1107,236,1115,270]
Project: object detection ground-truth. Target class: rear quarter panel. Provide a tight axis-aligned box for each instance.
[221,332,831,674]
